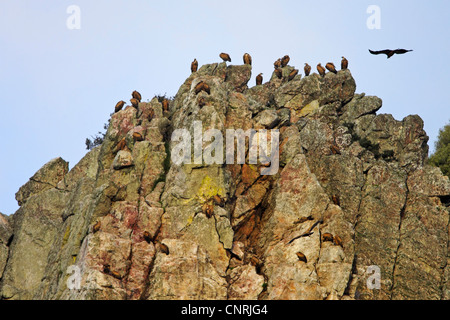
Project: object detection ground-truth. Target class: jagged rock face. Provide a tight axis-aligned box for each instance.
[0,62,449,300]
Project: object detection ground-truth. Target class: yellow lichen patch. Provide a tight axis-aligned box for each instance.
[285,94,303,111]
[186,215,194,228]
[299,100,320,117]
[62,225,71,247]
[197,175,225,203]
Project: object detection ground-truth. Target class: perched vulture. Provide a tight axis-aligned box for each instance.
[341,56,348,70]
[143,231,152,243]
[274,58,281,69]
[191,58,198,73]
[132,90,142,102]
[220,52,231,62]
[132,132,144,142]
[296,252,307,263]
[195,81,204,94]
[114,100,125,113]
[243,53,252,65]
[274,68,282,79]
[198,96,206,108]
[288,69,298,81]
[325,62,337,74]
[162,98,169,112]
[130,98,139,108]
[304,63,311,76]
[334,235,343,247]
[280,55,290,67]
[317,63,326,77]
[322,233,334,242]
[256,73,263,85]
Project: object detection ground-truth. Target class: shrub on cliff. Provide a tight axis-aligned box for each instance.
[429,121,450,177]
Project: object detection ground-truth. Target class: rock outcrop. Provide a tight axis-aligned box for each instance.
[0,61,449,300]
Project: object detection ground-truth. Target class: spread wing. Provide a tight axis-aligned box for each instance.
[369,49,391,56]
[393,49,413,55]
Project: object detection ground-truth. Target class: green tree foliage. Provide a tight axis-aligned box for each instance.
[85,121,110,150]
[429,121,450,177]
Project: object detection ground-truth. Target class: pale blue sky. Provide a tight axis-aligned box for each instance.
[1,1,449,215]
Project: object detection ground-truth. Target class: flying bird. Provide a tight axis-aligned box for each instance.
[341,56,348,70]
[256,73,263,85]
[281,55,290,68]
[114,100,125,113]
[304,63,311,76]
[220,52,231,62]
[325,62,337,74]
[288,69,298,81]
[369,48,413,59]
[191,58,198,73]
[243,53,252,65]
[132,90,142,102]
[317,63,326,77]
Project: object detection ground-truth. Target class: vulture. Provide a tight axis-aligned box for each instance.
[243,53,252,65]
[304,63,311,76]
[162,98,169,112]
[334,235,343,247]
[341,56,348,70]
[132,90,141,102]
[274,58,282,69]
[280,55,290,67]
[369,48,413,59]
[132,132,144,142]
[296,252,307,263]
[256,73,263,85]
[322,233,334,242]
[317,63,326,77]
[114,100,125,113]
[130,98,139,108]
[325,62,337,74]
[191,58,198,73]
[220,52,231,62]
[274,68,282,79]
[288,69,298,81]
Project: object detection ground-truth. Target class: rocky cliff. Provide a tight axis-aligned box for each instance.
[0,61,449,300]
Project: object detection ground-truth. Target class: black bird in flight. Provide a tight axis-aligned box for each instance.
[369,48,413,59]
